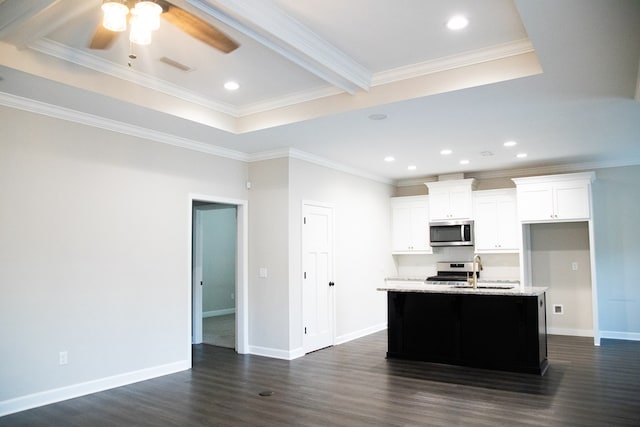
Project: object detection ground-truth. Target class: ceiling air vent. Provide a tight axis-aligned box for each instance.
[159,56,193,72]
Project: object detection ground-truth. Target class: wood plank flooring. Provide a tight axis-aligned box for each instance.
[2,332,640,426]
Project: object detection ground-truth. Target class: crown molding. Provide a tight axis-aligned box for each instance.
[395,158,640,187]
[372,39,535,87]
[28,38,239,117]
[0,90,392,184]
[0,91,248,161]
[237,85,342,116]
[247,148,394,185]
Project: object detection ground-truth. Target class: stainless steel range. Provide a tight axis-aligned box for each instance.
[425,261,479,285]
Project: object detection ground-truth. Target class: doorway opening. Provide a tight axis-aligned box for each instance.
[189,195,248,359]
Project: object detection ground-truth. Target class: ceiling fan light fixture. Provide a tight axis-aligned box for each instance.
[132,1,163,31]
[101,1,129,32]
[129,19,153,45]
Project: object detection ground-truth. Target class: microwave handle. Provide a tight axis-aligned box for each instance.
[460,224,465,240]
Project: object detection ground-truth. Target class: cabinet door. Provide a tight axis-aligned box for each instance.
[391,197,430,253]
[473,198,498,250]
[428,191,451,221]
[517,186,554,221]
[474,191,519,252]
[409,204,429,251]
[495,197,519,250]
[391,205,413,251]
[554,182,590,220]
[449,187,473,219]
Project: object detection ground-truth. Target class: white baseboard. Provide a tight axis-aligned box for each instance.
[547,327,593,337]
[203,308,236,318]
[249,345,304,360]
[600,330,640,341]
[0,360,190,417]
[335,322,387,345]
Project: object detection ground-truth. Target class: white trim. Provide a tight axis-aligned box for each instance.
[249,345,305,360]
[0,360,189,417]
[600,330,640,341]
[0,92,393,186]
[548,328,594,337]
[188,194,250,357]
[203,308,236,318]
[373,39,535,86]
[238,86,342,116]
[395,160,640,187]
[335,323,387,345]
[0,92,248,161]
[248,148,393,185]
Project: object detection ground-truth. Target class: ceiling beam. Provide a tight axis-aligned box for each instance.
[184,0,372,94]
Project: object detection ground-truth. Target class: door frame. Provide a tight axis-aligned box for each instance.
[188,194,249,361]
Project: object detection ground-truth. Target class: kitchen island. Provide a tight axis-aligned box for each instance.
[378,282,548,375]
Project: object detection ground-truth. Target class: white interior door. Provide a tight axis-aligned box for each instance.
[192,208,203,344]
[303,202,334,353]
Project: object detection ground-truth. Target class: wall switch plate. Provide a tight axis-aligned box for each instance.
[259,267,268,278]
[571,262,578,271]
[553,304,564,315]
[59,351,68,365]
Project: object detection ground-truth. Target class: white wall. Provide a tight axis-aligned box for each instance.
[530,222,593,335]
[592,165,640,338]
[288,158,395,348]
[247,158,291,354]
[0,106,248,408]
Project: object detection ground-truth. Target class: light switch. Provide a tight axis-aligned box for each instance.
[571,262,578,271]
[259,267,268,278]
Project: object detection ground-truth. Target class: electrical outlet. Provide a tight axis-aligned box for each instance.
[231,292,235,300]
[59,351,68,365]
[571,262,578,271]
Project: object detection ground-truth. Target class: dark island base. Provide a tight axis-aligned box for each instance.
[387,292,548,375]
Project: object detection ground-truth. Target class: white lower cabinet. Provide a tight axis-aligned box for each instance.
[391,196,431,254]
[473,189,519,253]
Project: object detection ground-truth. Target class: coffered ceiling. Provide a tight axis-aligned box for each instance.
[1,0,639,182]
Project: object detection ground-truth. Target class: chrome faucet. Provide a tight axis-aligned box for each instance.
[469,254,483,289]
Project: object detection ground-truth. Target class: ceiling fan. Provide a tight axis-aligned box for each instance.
[89,0,239,54]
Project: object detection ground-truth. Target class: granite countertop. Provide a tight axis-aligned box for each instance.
[378,282,546,297]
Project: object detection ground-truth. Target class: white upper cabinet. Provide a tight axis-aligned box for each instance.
[512,172,595,222]
[473,189,519,253]
[391,196,431,254]
[425,179,476,221]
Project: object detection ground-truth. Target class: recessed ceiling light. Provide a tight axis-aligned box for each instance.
[504,140,517,147]
[224,81,240,91]
[440,149,453,155]
[460,160,470,165]
[368,113,387,121]
[384,156,395,162]
[516,153,528,158]
[447,15,469,30]
[408,165,417,170]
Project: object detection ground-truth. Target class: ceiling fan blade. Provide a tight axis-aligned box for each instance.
[89,25,119,49]
[161,4,239,54]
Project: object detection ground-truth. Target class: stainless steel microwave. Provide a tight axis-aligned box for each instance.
[429,220,474,247]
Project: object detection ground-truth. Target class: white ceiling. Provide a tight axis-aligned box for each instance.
[0,0,639,183]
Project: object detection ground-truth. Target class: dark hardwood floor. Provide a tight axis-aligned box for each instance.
[3,332,640,426]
